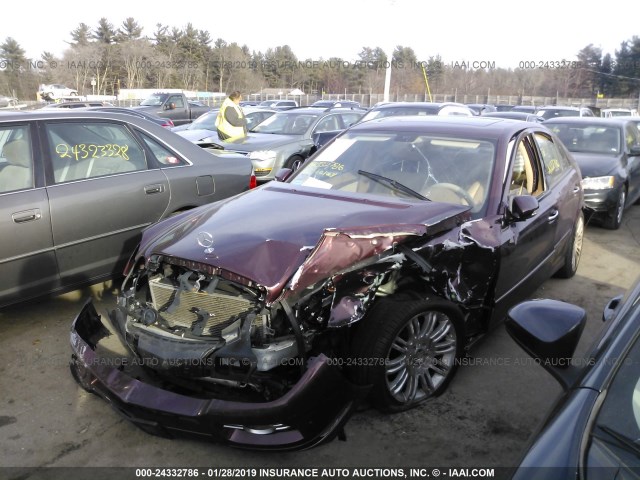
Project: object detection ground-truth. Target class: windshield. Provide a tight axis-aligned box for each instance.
[547,124,621,154]
[188,110,218,130]
[289,131,496,216]
[140,94,167,106]
[251,112,319,135]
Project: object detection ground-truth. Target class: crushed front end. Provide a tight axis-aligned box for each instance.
[69,253,370,450]
[69,201,497,449]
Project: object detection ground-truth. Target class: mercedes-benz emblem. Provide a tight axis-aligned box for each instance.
[196,231,214,248]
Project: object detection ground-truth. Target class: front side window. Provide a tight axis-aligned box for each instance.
[0,125,34,193]
[534,133,570,188]
[46,122,147,183]
[509,137,545,197]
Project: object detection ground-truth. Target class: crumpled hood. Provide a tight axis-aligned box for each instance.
[138,183,469,302]
[571,152,621,178]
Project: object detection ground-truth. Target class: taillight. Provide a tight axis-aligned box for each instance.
[163,119,175,128]
[249,173,257,189]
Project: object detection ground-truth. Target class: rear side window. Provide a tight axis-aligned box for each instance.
[0,125,34,193]
[46,122,148,183]
[139,133,186,166]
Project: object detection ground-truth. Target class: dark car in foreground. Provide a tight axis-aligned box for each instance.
[507,278,640,478]
[0,111,254,308]
[69,116,584,450]
[545,117,640,229]
[204,107,365,181]
[360,102,474,122]
[41,101,114,109]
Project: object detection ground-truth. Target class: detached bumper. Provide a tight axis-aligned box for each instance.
[69,299,368,450]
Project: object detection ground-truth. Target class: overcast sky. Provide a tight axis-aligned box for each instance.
[4,0,638,69]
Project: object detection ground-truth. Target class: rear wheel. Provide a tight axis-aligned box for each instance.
[555,211,584,278]
[350,298,463,412]
[603,187,626,230]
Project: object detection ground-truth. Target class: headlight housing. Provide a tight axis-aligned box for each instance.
[249,150,277,162]
[581,176,615,190]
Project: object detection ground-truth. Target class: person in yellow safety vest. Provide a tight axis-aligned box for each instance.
[216,91,247,141]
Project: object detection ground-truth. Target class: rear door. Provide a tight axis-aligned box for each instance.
[42,119,170,286]
[0,123,59,306]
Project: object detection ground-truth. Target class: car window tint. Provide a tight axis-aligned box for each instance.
[139,133,186,166]
[46,122,147,183]
[534,133,570,188]
[0,125,34,193]
[510,137,544,196]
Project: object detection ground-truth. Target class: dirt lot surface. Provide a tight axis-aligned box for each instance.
[1,206,639,477]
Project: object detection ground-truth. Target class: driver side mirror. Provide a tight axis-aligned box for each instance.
[629,145,640,156]
[164,102,176,110]
[508,195,539,221]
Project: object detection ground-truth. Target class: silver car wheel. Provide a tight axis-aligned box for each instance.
[385,311,457,404]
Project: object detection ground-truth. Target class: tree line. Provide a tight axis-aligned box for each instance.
[1,17,639,101]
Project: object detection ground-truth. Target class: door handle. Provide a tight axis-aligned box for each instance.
[144,184,164,195]
[12,208,42,223]
[548,209,559,221]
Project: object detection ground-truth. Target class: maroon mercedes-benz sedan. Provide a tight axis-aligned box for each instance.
[70,116,584,450]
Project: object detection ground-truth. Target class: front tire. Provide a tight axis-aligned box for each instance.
[350,298,463,412]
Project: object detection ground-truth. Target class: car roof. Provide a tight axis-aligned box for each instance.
[0,110,163,124]
[271,107,351,115]
[537,106,583,111]
[371,102,465,110]
[349,115,544,136]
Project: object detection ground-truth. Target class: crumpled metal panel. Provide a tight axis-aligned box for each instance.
[286,224,426,298]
